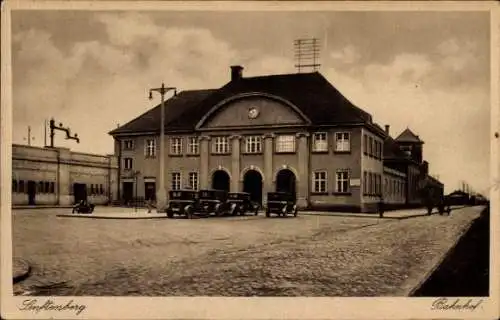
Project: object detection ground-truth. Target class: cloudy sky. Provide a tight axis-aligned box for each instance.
[10,8,491,194]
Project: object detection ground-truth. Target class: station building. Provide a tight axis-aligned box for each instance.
[11,144,119,206]
[109,66,443,212]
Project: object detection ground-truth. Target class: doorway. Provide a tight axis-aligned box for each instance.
[212,170,230,192]
[276,169,297,198]
[144,182,156,201]
[243,170,263,205]
[73,183,87,204]
[122,182,134,204]
[27,180,36,205]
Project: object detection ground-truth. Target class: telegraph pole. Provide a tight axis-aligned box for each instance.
[148,83,176,213]
[23,126,34,146]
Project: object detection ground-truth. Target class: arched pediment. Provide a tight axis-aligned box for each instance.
[196,93,311,129]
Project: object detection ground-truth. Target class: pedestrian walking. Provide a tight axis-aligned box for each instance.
[378,196,385,218]
[146,199,153,213]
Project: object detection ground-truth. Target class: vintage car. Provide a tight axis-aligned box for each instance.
[265,192,298,217]
[72,201,95,214]
[227,192,259,216]
[195,189,230,216]
[166,190,197,218]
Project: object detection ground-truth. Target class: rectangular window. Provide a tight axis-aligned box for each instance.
[244,136,262,154]
[188,172,199,191]
[313,132,328,152]
[145,139,156,158]
[276,135,296,153]
[100,184,104,195]
[363,171,367,194]
[50,182,55,194]
[124,158,133,170]
[335,132,350,152]
[171,172,181,191]
[377,175,381,195]
[212,136,229,154]
[312,171,327,193]
[393,180,397,196]
[44,182,50,194]
[188,137,199,155]
[123,140,134,150]
[336,170,349,193]
[368,172,372,194]
[374,141,379,159]
[12,180,17,193]
[363,134,368,155]
[170,137,183,155]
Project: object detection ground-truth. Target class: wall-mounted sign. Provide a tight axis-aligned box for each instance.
[350,178,361,187]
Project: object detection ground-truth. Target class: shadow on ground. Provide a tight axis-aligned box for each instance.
[411,205,490,297]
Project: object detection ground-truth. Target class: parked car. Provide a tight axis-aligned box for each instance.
[195,189,230,216]
[166,190,197,218]
[265,192,298,217]
[227,192,259,216]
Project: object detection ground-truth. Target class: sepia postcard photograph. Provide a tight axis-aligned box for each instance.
[1,0,499,319]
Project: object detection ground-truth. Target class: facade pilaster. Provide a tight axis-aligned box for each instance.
[56,147,72,205]
[230,135,242,192]
[296,132,310,209]
[262,133,274,206]
[200,135,210,189]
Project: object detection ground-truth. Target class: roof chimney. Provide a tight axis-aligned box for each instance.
[230,65,244,81]
[385,125,390,135]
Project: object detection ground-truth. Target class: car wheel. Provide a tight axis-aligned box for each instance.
[265,209,270,217]
[167,211,174,218]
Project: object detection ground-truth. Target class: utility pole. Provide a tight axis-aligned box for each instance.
[148,83,176,213]
[23,126,34,146]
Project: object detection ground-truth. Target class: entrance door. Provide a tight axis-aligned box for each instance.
[73,183,87,204]
[243,170,263,205]
[27,180,36,205]
[212,170,230,192]
[122,182,134,204]
[276,169,297,199]
[144,182,156,201]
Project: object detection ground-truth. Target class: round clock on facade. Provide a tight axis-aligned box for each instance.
[248,107,260,119]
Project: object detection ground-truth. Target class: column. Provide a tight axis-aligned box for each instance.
[57,147,72,205]
[296,132,310,209]
[262,133,274,205]
[199,135,210,189]
[230,135,241,192]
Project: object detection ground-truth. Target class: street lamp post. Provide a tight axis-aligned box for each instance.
[148,83,176,213]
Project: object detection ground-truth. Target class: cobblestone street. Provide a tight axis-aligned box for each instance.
[12,206,483,296]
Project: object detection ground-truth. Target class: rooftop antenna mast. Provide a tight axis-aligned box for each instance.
[294,38,321,73]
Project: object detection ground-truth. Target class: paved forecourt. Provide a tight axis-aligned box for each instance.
[11,206,482,296]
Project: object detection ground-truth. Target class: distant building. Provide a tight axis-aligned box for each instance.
[11,144,118,206]
[109,65,444,212]
[446,190,470,206]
